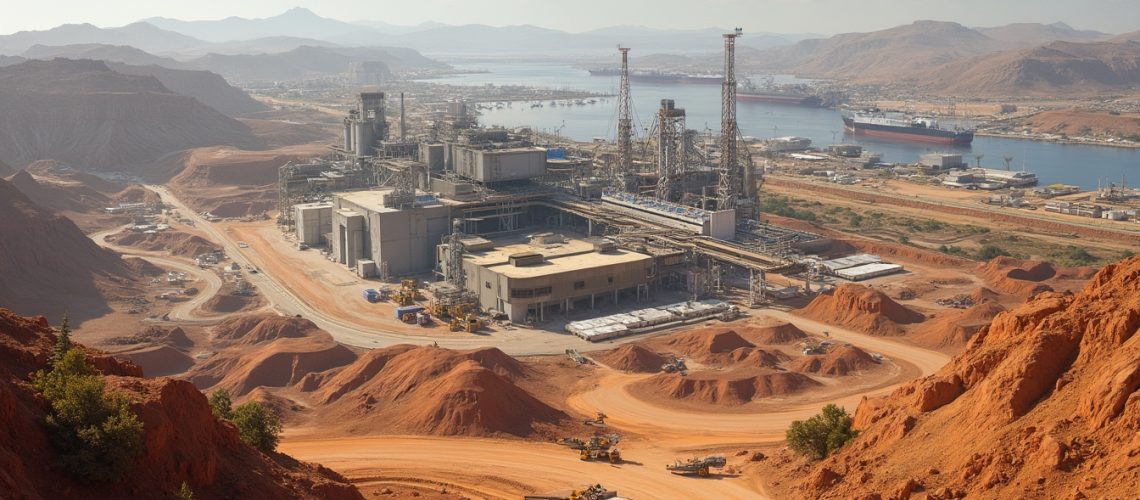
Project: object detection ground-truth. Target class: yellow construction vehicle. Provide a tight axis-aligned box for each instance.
[582,412,607,426]
[393,278,419,306]
[558,435,622,463]
[448,313,481,333]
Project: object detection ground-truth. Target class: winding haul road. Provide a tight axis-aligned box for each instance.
[128,185,952,499]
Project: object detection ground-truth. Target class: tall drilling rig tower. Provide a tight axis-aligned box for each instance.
[614,45,634,192]
[655,99,687,202]
[717,28,743,211]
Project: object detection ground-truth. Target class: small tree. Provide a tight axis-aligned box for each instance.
[786,404,858,460]
[33,348,144,482]
[230,401,282,453]
[208,389,233,420]
[52,313,72,366]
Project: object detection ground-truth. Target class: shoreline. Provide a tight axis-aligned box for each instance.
[975,131,1140,150]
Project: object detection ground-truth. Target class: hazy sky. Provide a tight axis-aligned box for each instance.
[3,0,1139,35]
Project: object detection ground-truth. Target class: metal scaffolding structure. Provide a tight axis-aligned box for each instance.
[614,45,635,192]
[655,99,687,202]
[717,28,743,211]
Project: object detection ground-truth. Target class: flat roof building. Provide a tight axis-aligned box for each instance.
[329,188,453,278]
[458,232,654,324]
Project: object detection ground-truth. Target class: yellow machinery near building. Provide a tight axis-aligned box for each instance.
[393,278,419,306]
[558,435,622,463]
[449,313,481,333]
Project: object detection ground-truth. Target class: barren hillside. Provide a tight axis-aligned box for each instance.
[0,59,258,173]
[758,256,1140,498]
[0,177,147,321]
[928,40,1140,95]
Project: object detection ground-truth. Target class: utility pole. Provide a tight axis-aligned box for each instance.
[717,28,743,211]
[615,45,634,192]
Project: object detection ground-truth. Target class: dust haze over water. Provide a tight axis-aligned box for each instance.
[428,62,1140,190]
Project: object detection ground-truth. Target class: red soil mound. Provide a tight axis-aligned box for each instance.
[665,328,757,357]
[598,344,668,372]
[200,294,262,314]
[969,287,1002,304]
[976,256,1058,296]
[192,317,356,395]
[799,284,926,336]
[312,345,562,437]
[914,301,1007,349]
[108,229,220,258]
[112,185,161,205]
[212,314,322,345]
[791,345,880,376]
[638,369,820,405]
[780,256,1140,499]
[0,308,361,499]
[735,322,810,345]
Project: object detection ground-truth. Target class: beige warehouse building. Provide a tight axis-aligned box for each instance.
[457,233,655,323]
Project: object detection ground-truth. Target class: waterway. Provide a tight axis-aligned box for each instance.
[423,62,1139,190]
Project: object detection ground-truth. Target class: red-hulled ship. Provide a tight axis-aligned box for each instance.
[842,113,974,145]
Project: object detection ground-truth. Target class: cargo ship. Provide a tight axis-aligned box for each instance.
[588,68,721,85]
[842,113,974,145]
[737,78,821,106]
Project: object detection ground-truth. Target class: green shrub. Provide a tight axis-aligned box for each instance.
[230,401,282,453]
[208,389,233,420]
[786,404,858,460]
[976,244,1011,261]
[32,349,144,482]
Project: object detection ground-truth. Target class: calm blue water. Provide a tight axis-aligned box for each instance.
[423,63,1139,190]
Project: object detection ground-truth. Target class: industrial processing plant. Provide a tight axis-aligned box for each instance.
[276,30,889,336]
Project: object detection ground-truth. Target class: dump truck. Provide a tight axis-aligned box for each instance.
[523,484,619,500]
[362,288,381,303]
[559,435,622,463]
[666,455,727,477]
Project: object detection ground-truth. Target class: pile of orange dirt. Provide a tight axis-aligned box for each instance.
[308,345,566,437]
[733,321,810,345]
[106,228,221,258]
[199,293,263,314]
[913,301,1007,349]
[976,256,1059,297]
[596,344,669,372]
[167,145,323,216]
[799,284,926,336]
[0,177,146,321]
[969,286,1002,304]
[763,256,1140,499]
[190,314,357,395]
[636,368,820,405]
[0,308,361,499]
[664,327,756,356]
[790,345,881,376]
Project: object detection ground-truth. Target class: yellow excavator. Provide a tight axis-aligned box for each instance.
[448,313,481,333]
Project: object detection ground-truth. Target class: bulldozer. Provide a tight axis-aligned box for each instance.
[665,455,727,477]
[559,434,622,463]
[582,412,607,426]
[523,483,619,500]
[449,313,481,333]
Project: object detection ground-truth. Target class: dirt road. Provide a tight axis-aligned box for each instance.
[280,435,767,500]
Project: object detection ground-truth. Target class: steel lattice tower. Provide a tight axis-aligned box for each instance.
[717,28,742,210]
[655,99,687,202]
[615,45,633,192]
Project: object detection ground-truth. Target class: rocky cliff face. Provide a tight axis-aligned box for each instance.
[0,308,362,500]
[775,257,1140,499]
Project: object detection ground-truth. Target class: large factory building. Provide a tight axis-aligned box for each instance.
[456,233,655,323]
[329,189,453,278]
